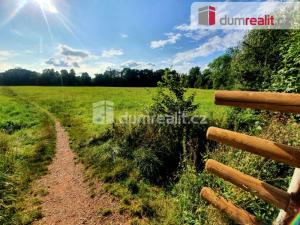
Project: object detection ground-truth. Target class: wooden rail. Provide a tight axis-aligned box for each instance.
[200,187,260,225]
[199,91,300,225]
[205,160,291,211]
[206,127,300,168]
[215,91,300,113]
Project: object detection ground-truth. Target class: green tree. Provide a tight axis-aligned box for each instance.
[187,67,201,88]
[271,31,300,93]
[80,72,91,86]
[149,69,208,168]
[40,69,60,85]
[206,52,234,89]
[232,30,289,90]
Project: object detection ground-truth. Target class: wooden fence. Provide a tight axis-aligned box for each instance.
[200,91,300,225]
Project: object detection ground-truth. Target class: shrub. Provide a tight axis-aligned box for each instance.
[227,108,266,132]
[102,158,130,182]
[134,147,163,183]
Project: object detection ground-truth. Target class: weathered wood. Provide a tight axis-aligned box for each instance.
[205,160,291,211]
[215,91,300,113]
[200,187,260,225]
[206,127,300,168]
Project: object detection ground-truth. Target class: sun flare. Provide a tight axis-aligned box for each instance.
[35,0,58,14]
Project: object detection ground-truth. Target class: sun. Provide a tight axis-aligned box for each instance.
[35,0,59,14]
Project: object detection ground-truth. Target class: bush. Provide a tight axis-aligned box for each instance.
[134,147,163,183]
[227,108,266,133]
[102,158,130,182]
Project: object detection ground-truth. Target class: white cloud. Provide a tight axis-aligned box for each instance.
[96,62,116,72]
[46,44,92,68]
[173,30,245,64]
[0,62,42,72]
[0,50,17,61]
[45,58,79,68]
[0,62,15,71]
[174,62,209,74]
[120,33,128,38]
[74,62,115,76]
[59,44,89,58]
[175,24,217,41]
[184,30,216,41]
[120,60,156,70]
[150,33,181,49]
[173,61,195,74]
[175,24,198,31]
[101,49,124,58]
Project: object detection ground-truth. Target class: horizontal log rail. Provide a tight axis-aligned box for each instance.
[200,187,261,225]
[205,160,292,211]
[215,91,300,113]
[206,127,300,168]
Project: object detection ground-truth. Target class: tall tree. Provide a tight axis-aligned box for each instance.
[80,72,91,86]
[206,52,233,89]
[187,67,201,88]
[231,30,289,90]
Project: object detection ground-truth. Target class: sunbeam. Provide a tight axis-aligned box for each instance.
[39,2,54,43]
[35,0,58,14]
[0,0,28,28]
[1,0,83,47]
[56,13,85,48]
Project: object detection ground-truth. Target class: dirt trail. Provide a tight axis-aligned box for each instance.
[33,120,130,225]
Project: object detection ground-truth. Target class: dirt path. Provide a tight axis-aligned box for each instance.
[33,120,130,225]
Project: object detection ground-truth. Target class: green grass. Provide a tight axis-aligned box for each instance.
[7,86,300,224]
[5,86,300,225]
[8,86,224,224]
[0,87,56,225]
[10,86,226,148]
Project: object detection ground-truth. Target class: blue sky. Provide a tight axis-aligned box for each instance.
[0,0,245,75]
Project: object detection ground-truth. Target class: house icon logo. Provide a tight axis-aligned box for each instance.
[93,100,114,124]
[198,6,216,25]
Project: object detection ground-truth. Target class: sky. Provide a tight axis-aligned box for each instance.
[0,0,246,75]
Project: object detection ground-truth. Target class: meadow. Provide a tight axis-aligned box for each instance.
[10,86,224,117]
[2,86,299,225]
[6,86,230,225]
[10,86,227,148]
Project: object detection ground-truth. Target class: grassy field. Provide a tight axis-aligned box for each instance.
[6,86,228,224]
[10,86,224,116]
[4,86,298,225]
[0,88,56,224]
[10,86,227,147]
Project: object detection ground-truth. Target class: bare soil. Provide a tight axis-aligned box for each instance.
[33,120,130,225]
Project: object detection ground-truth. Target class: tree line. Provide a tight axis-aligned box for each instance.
[0,66,211,88]
[0,68,166,87]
